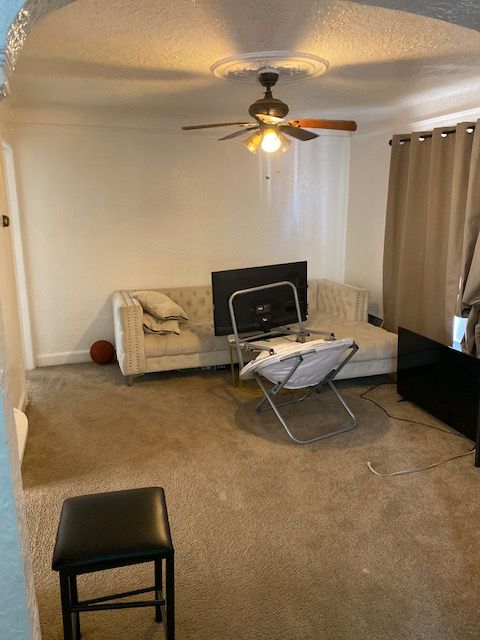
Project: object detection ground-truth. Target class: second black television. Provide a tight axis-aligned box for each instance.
[211,261,308,336]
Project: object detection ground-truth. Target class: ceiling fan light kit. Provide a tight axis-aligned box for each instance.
[243,130,263,154]
[261,129,282,153]
[261,129,290,154]
[183,51,356,155]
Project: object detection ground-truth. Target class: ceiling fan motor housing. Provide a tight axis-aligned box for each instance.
[249,96,289,119]
[249,70,289,119]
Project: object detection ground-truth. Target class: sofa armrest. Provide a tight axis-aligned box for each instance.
[112,291,146,376]
[315,279,368,322]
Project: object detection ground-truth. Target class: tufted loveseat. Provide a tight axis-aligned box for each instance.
[112,279,397,385]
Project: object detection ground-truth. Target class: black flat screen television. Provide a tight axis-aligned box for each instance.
[211,261,307,336]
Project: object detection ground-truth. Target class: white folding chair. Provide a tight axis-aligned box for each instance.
[239,337,359,445]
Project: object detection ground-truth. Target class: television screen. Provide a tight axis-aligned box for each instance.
[211,261,307,336]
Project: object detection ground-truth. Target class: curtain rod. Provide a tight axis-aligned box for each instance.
[388,124,475,146]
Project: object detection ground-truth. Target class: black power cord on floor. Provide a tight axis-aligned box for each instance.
[359,383,475,476]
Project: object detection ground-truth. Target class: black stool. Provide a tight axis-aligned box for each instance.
[52,487,174,640]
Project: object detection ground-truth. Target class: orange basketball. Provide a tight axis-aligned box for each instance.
[90,340,115,365]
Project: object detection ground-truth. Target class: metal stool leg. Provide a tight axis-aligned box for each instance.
[165,555,175,640]
[69,575,81,639]
[154,559,163,623]
[59,572,74,640]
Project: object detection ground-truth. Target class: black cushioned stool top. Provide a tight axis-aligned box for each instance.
[52,487,173,573]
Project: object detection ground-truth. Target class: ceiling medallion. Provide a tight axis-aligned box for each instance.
[210,51,329,84]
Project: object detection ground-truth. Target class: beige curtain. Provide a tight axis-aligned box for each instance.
[383,121,480,355]
[457,130,480,356]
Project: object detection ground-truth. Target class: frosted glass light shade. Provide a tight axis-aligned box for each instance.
[243,130,263,153]
[261,129,281,153]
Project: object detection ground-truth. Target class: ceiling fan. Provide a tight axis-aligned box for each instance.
[182,70,357,154]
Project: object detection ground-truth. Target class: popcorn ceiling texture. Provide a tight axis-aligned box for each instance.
[2,0,480,126]
[5,0,73,71]
[356,0,480,30]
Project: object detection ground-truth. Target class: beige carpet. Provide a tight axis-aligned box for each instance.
[22,363,480,640]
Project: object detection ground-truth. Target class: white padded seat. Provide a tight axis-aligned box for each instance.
[240,338,354,389]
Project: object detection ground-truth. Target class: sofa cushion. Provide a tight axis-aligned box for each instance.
[305,311,397,362]
[155,287,213,324]
[143,314,181,335]
[133,290,189,321]
[144,322,228,358]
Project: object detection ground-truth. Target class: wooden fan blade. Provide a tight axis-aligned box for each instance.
[281,125,319,141]
[182,122,253,130]
[288,119,357,132]
[218,126,259,141]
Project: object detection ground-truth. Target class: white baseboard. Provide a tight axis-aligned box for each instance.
[36,350,91,367]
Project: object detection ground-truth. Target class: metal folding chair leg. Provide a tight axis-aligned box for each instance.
[254,374,357,445]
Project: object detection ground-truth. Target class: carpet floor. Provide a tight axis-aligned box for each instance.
[22,363,480,640]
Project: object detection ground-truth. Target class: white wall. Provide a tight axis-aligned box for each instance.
[345,107,480,317]
[13,123,351,365]
[15,106,480,361]
[0,144,27,408]
[344,129,391,317]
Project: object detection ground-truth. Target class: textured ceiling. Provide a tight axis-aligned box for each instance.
[8,0,480,129]
[355,0,480,31]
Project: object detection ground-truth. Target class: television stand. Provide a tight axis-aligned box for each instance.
[397,327,480,467]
